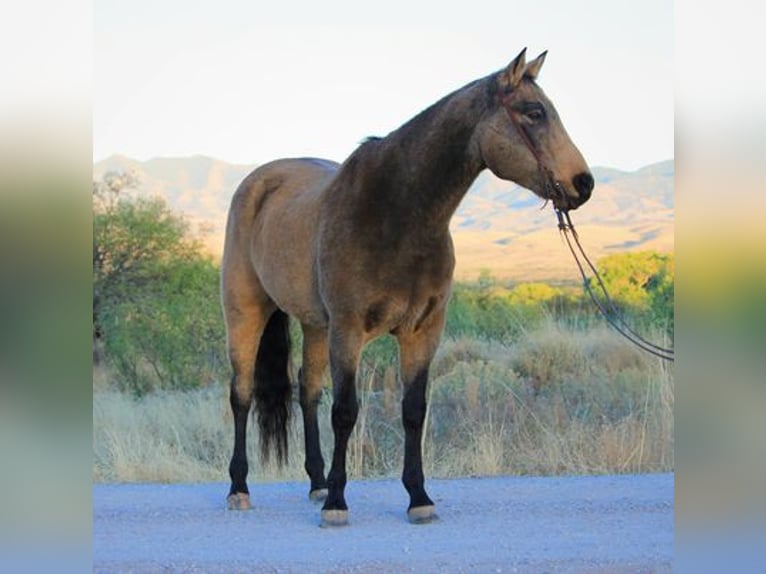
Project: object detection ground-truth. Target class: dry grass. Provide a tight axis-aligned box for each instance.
[93,321,673,484]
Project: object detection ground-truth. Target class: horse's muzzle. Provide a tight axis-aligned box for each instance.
[554,171,593,211]
[544,170,593,211]
[569,172,594,209]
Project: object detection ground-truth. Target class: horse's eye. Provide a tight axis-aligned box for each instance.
[525,107,545,121]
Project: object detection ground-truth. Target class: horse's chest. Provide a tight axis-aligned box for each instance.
[319,230,454,334]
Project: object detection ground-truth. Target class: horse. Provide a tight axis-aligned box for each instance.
[221,48,593,526]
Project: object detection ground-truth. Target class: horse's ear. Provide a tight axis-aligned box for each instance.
[499,47,527,92]
[524,50,547,81]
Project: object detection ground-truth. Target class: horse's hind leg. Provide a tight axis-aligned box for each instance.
[299,324,329,501]
[396,310,445,524]
[222,281,275,510]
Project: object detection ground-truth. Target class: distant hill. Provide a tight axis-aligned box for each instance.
[93,155,673,282]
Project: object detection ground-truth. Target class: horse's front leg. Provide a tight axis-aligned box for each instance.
[320,324,364,527]
[396,310,445,524]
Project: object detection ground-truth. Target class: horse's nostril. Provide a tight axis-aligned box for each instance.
[572,172,594,200]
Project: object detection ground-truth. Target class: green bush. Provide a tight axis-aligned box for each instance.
[99,257,226,394]
[445,282,533,343]
[595,251,674,339]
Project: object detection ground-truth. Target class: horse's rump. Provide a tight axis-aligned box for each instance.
[223,158,339,327]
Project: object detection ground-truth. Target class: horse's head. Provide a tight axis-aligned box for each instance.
[476,48,593,211]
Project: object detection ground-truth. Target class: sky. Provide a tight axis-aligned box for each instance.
[94,0,673,171]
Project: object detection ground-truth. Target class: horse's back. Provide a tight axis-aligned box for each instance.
[223,157,340,325]
[227,157,338,218]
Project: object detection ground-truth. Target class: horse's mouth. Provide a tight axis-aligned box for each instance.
[547,178,588,212]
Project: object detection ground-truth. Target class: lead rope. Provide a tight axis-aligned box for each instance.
[555,208,675,362]
[500,89,673,361]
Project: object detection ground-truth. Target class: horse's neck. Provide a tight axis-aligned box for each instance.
[376,81,488,233]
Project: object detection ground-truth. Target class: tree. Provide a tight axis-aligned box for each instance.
[93,172,226,393]
[94,173,186,327]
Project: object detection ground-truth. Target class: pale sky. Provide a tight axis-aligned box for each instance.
[94,0,673,171]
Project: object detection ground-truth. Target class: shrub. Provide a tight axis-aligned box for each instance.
[94,173,227,394]
[595,251,674,339]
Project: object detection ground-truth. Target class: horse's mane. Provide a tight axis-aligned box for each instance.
[338,75,497,198]
[357,75,495,152]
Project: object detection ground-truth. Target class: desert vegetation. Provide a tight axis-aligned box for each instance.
[93,173,674,483]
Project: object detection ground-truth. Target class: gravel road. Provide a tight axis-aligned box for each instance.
[94,473,673,573]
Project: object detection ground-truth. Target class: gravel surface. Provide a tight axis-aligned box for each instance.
[94,473,673,573]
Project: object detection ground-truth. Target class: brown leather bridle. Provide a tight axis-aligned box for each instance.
[499,91,545,165]
[498,89,566,209]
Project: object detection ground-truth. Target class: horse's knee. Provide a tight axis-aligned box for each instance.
[331,395,359,430]
[327,364,359,427]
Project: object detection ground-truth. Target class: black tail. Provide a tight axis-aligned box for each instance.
[253,309,292,466]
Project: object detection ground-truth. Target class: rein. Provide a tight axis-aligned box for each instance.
[499,90,674,362]
[555,208,675,362]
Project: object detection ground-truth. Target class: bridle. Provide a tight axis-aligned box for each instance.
[500,91,545,165]
[498,88,675,362]
[499,89,569,209]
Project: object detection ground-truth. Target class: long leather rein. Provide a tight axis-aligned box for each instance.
[499,92,675,362]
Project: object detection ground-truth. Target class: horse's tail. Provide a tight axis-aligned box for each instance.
[253,309,292,466]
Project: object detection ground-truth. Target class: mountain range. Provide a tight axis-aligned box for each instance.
[93,155,673,283]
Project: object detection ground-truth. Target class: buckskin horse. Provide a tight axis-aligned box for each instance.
[221,48,593,526]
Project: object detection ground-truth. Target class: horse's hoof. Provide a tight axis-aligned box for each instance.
[227,492,251,511]
[407,505,437,524]
[309,488,328,503]
[320,509,349,527]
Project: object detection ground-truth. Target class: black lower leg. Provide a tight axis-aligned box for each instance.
[322,375,358,512]
[229,382,251,496]
[402,369,433,509]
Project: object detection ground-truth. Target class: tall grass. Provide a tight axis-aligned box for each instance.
[93,319,673,483]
